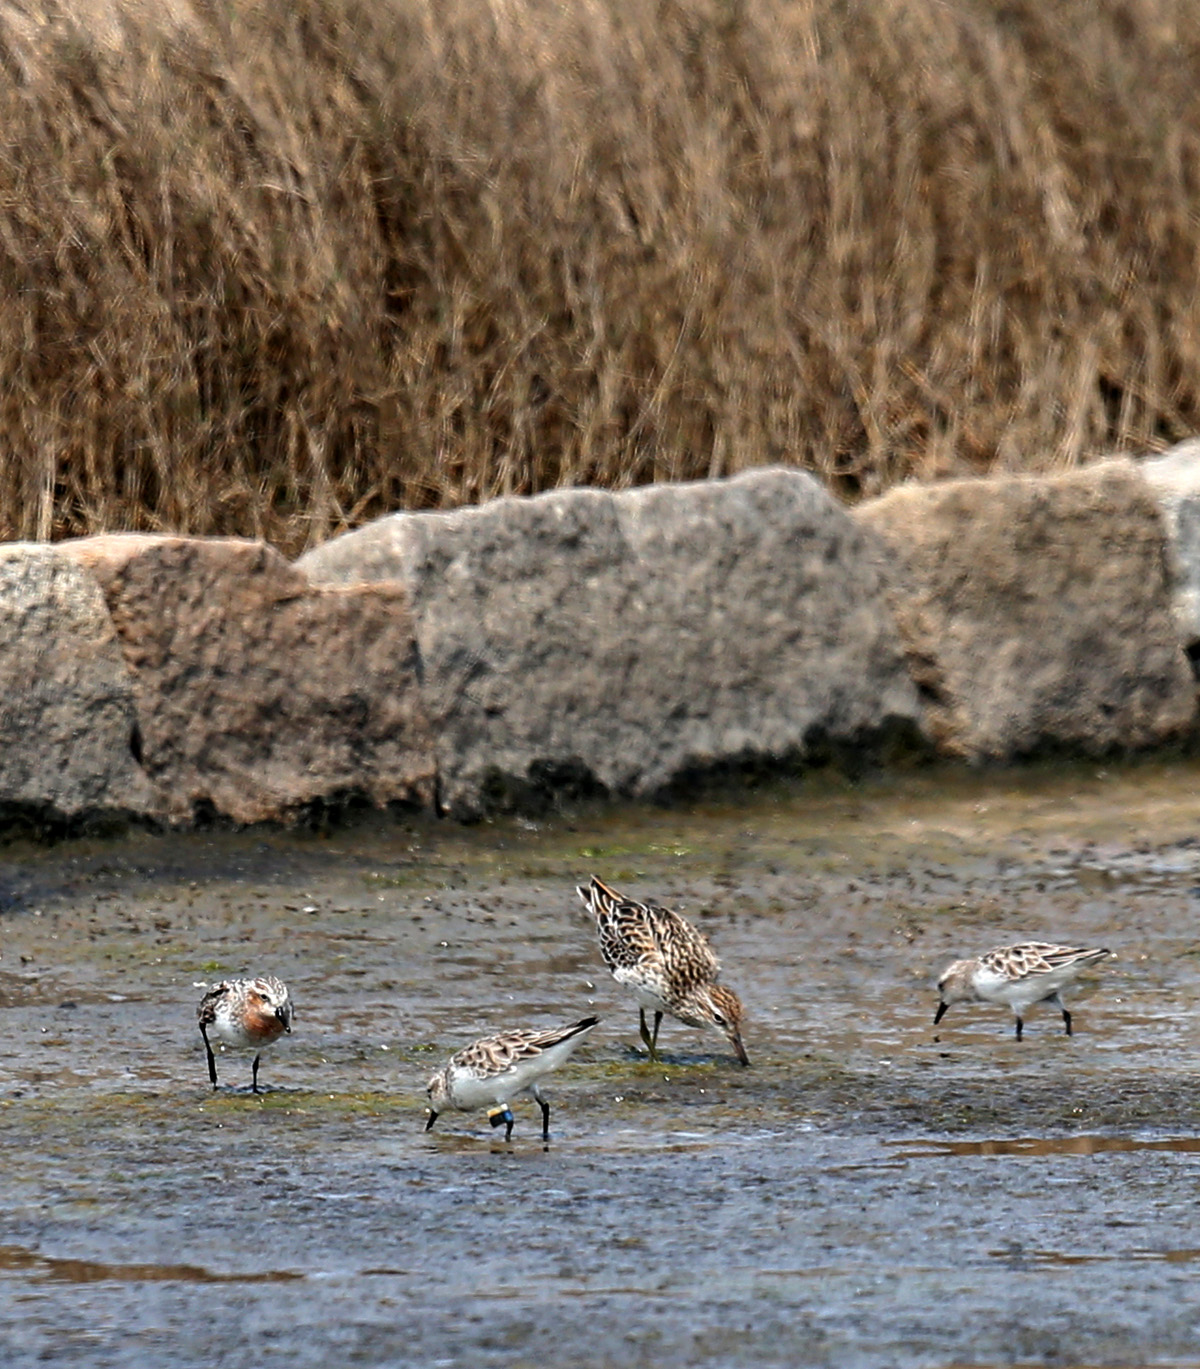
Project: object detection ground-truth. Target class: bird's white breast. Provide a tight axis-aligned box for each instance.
[973,962,1078,1008]
[613,966,673,1014]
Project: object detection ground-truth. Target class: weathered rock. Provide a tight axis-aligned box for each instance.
[297,468,922,816]
[1139,440,1200,662]
[0,544,158,823]
[60,535,435,825]
[854,461,1195,760]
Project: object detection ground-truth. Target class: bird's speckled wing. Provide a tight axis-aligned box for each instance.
[197,981,231,1026]
[450,1017,599,1080]
[980,943,1109,982]
[582,877,720,989]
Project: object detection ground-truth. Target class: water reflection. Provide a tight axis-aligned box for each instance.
[989,1246,1200,1266]
[0,1243,304,1284]
[892,1134,1200,1157]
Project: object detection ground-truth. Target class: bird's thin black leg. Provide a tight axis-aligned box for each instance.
[425,1111,438,1132]
[1014,1015,1024,1042]
[1048,993,1072,1035]
[651,1011,663,1057]
[504,1115,514,1142]
[533,1087,551,1141]
[252,1053,262,1094]
[201,1023,218,1089]
[639,1009,658,1061]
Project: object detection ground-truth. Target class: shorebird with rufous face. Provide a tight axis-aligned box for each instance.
[197,975,293,1092]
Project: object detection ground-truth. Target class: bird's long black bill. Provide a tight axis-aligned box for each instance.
[424,1110,438,1133]
[732,1033,750,1067]
[933,1002,948,1026]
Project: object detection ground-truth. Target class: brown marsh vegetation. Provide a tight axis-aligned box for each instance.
[0,0,1198,554]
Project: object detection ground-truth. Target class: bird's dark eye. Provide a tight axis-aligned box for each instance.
[713,1013,726,1026]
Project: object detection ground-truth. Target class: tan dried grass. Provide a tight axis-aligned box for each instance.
[0,0,1197,553]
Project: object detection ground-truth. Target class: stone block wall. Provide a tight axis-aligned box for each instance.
[854,460,1196,760]
[1,453,1199,831]
[297,468,921,817]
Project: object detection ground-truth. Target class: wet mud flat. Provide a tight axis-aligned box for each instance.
[4,760,1200,1366]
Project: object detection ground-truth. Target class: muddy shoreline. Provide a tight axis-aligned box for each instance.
[3,758,1200,1366]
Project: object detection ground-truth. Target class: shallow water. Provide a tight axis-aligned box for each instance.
[4,758,1200,1365]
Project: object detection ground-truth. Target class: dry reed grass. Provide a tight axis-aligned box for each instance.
[0,0,1198,554]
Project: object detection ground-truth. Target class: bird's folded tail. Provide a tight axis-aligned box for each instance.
[1054,946,1112,969]
[576,875,625,916]
[525,1015,601,1057]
